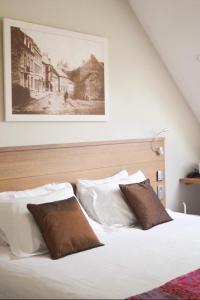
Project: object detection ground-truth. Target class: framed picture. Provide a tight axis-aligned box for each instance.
[3,18,108,121]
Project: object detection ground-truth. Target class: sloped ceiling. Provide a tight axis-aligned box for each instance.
[129,0,200,123]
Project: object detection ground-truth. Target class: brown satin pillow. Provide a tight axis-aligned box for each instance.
[27,197,103,259]
[119,179,172,230]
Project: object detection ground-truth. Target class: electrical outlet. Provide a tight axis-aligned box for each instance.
[157,184,165,200]
[156,170,164,181]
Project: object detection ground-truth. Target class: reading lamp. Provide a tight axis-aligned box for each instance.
[151,128,168,156]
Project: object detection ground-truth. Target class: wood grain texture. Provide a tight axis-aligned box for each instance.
[0,138,165,205]
[180,177,200,185]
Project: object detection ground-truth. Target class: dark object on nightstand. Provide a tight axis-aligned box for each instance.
[186,168,200,178]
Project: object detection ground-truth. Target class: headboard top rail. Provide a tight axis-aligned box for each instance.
[0,137,164,153]
[0,138,165,206]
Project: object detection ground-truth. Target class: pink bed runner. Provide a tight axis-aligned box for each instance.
[127,268,200,299]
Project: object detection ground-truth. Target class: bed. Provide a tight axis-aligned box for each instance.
[0,210,200,299]
[0,139,199,299]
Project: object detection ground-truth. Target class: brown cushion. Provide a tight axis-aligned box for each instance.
[119,179,172,230]
[27,197,103,259]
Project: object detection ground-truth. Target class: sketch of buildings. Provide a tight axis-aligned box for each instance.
[9,24,105,117]
[70,54,104,101]
[11,27,43,96]
[11,27,70,98]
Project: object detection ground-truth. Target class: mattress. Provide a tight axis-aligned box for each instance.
[0,210,200,299]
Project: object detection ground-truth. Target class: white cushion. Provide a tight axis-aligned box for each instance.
[0,183,71,247]
[0,182,105,257]
[0,185,74,257]
[77,170,146,226]
[76,170,129,219]
[77,170,128,187]
[0,182,71,201]
[79,204,106,243]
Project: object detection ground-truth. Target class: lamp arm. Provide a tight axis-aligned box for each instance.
[151,128,168,155]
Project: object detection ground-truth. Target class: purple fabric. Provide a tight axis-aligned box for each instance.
[127,268,200,300]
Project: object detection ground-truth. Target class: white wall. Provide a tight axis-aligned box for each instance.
[0,0,200,212]
[129,0,200,123]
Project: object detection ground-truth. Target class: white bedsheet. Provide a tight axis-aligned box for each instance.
[0,210,200,299]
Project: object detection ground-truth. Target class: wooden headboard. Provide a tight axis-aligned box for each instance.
[0,138,165,205]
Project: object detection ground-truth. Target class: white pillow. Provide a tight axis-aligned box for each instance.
[77,170,128,187]
[0,182,73,248]
[76,170,128,219]
[0,183,105,257]
[0,182,72,201]
[77,170,146,226]
[0,185,75,257]
[79,203,106,243]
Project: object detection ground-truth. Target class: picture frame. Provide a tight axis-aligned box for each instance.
[3,18,109,121]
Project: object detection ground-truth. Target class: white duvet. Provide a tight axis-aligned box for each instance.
[0,210,200,299]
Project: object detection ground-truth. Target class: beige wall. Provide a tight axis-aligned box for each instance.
[0,0,200,212]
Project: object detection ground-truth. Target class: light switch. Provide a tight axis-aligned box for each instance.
[157,184,165,200]
[156,170,164,181]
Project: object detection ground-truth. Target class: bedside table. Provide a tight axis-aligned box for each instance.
[180,178,200,185]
